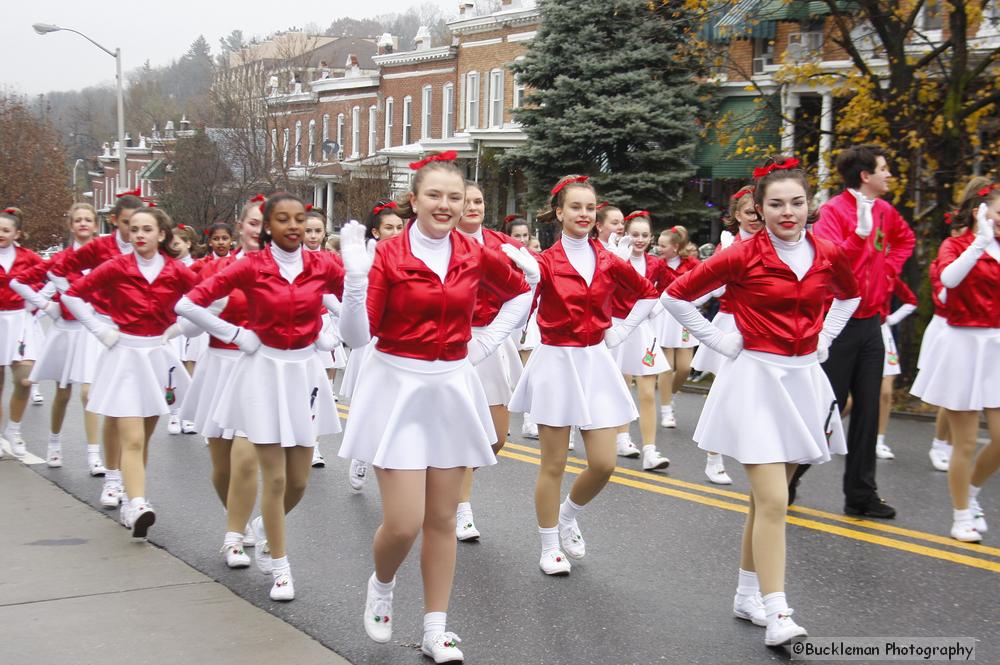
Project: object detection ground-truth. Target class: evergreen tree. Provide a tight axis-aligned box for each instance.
[506,0,712,217]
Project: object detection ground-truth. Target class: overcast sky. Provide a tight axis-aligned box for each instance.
[3,0,456,96]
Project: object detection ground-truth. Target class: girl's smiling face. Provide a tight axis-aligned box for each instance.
[265,199,307,252]
[304,218,326,251]
[558,187,598,239]
[757,178,808,242]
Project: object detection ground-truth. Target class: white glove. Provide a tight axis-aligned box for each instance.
[500,244,540,286]
[973,203,995,250]
[612,235,633,260]
[607,232,620,248]
[314,317,339,352]
[232,328,261,355]
[716,331,743,359]
[43,301,62,321]
[162,323,183,344]
[850,189,874,238]
[207,297,229,316]
[720,230,735,250]
[603,325,628,348]
[97,327,120,350]
[47,272,71,293]
[817,334,831,364]
[466,338,489,366]
[885,303,917,327]
[340,220,373,278]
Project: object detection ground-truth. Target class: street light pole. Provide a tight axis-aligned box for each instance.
[32,23,127,193]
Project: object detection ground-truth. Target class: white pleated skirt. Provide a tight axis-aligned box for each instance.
[515,312,541,351]
[881,323,901,377]
[213,344,339,447]
[910,326,1000,411]
[339,340,375,401]
[332,343,347,369]
[180,347,241,439]
[692,312,736,376]
[182,332,209,363]
[0,309,36,365]
[694,350,847,465]
[608,317,670,376]
[654,309,699,349]
[338,349,498,470]
[472,328,523,406]
[916,314,947,371]
[87,333,191,418]
[509,343,638,430]
[28,318,102,387]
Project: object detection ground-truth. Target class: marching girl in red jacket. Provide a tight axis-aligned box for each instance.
[0,209,44,459]
[872,277,918,460]
[9,203,105,473]
[663,157,860,647]
[176,201,262,569]
[653,224,700,430]
[337,153,534,663]
[911,178,1000,542]
[176,192,345,602]
[606,210,672,471]
[509,175,658,577]
[453,180,529,542]
[62,207,198,540]
[167,224,206,435]
[49,193,144,509]
[341,200,406,493]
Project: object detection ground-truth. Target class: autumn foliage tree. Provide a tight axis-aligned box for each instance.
[0,95,74,250]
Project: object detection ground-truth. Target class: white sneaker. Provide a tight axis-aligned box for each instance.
[521,419,539,439]
[311,447,326,468]
[131,502,156,539]
[456,511,481,542]
[119,502,134,529]
[764,609,808,646]
[100,481,122,508]
[733,593,767,626]
[363,576,393,643]
[250,516,272,573]
[567,428,576,451]
[421,632,464,663]
[221,542,251,568]
[539,549,571,576]
[31,387,43,404]
[243,522,257,547]
[616,439,641,458]
[875,442,895,459]
[88,458,107,477]
[969,497,988,534]
[951,519,982,542]
[181,420,196,434]
[269,570,294,601]
[929,445,951,472]
[46,449,63,468]
[558,520,586,559]
[705,458,732,485]
[167,415,182,435]
[642,446,670,471]
[9,434,27,458]
[348,459,368,491]
[660,410,677,428]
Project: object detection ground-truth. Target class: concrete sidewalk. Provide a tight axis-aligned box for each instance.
[0,458,350,665]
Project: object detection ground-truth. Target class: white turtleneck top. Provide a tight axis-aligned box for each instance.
[561,232,595,285]
[410,221,451,282]
[628,253,646,276]
[0,244,14,273]
[270,244,303,283]
[767,229,814,281]
[115,231,133,255]
[137,252,164,284]
[458,226,485,245]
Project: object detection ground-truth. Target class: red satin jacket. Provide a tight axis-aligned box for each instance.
[929,257,946,317]
[188,246,344,350]
[881,275,918,322]
[667,230,859,356]
[610,253,670,319]
[937,232,1000,328]
[367,223,529,361]
[50,233,129,315]
[66,252,198,336]
[195,253,250,350]
[0,247,44,311]
[470,228,524,327]
[536,237,657,347]
[11,248,78,319]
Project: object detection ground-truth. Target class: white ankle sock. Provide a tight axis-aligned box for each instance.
[6,421,21,436]
[615,432,631,446]
[538,525,559,554]
[223,531,243,547]
[87,444,100,460]
[456,501,472,516]
[130,496,145,509]
[370,572,395,596]
[876,434,885,446]
[271,555,289,574]
[660,404,672,416]
[762,591,788,622]
[106,469,121,483]
[423,611,447,642]
[931,438,951,450]
[642,444,658,454]
[969,484,981,500]
[954,508,973,522]
[558,498,582,528]
[736,568,759,596]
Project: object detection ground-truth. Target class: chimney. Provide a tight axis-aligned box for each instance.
[377,32,395,55]
[414,26,431,51]
[164,120,175,139]
[459,2,475,15]
[345,54,361,77]
[180,115,191,131]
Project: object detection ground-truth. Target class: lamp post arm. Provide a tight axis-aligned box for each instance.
[59,27,116,58]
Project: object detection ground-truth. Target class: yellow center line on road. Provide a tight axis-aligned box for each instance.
[334,404,1000,573]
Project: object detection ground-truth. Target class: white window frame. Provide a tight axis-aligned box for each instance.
[293,121,302,165]
[270,129,278,166]
[336,114,345,159]
[488,69,504,128]
[282,128,290,167]
[307,119,316,165]
[421,85,433,139]
[465,71,480,130]
[513,60,526,109]
[384,97,394,148]
[442,83,454,138]
[368,105,377,155]
[402,95,413,145]
[322,114,330,142]
[351,106,361,158]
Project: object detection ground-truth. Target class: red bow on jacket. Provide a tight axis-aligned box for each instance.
[409,150,458,170]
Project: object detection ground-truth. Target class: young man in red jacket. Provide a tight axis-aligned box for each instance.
[791,144,915,518]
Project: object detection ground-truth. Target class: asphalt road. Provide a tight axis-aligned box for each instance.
[11,381,999,665]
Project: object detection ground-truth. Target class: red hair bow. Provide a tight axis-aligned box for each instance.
[3,207,16,214]
[143,199,157,208]
[943,211,954,225]
[373,201,398,215]
[623,210,650,222]
[596,201,610,211]
[177,224,186,230]
[503,213,520,223]
[305,204,314,212]
[550,175,589,197]
[730,187,753,201]
[976,183,998,197]
[670,226,682,233]
[409,150,458,171]
[752,158,800,179]
[258,203,266,214]
[250,194,266,203]
[116,186,142,198]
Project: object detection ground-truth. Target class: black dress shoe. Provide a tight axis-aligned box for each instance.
[844,499,896,519]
